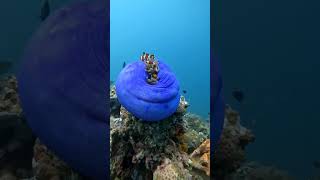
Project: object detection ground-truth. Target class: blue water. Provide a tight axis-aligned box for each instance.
[110,0,210,119]
[0,0,80,73]
[214,0,320,178]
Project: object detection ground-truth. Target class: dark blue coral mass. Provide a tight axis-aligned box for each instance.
[18,0,108,179]
[116,61,181,121]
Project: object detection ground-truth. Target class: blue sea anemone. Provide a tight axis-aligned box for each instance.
[115,60,180,121]
[18,0,108,179]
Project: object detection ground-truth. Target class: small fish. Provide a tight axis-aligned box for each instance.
[140,52,150,61]
[232,89,244,103]
[313,160,320,168]
[122,62,126,68]
[182,90,187,94]
[40,0,50,21]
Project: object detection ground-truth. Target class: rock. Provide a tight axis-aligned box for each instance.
[183,113,209,153]
[190,139,210,176]
[212,105,255,178]
[175,96,189,114]
[110,85,121,118]
[226,162,295,180]
[0,75,34,179]
[32,139,84,180]
[110,106,189,179]
[153,158,192,180]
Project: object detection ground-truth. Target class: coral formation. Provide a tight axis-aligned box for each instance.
[153,158,192,180]
[110,86,120,118]
[0,76,21,114]
[176,96,189,114]
[110,85,210,180]
[190,139,210,176]
[32,139,83,180]
[226,162,294,180]
[0,76,34,180]
[212,105,255,178]
[0,75,84,180]
[0,74,298,180]
[110,105,189,179]
[182,114,209,153]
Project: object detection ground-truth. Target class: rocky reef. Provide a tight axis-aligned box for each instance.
[212,105,295,180]
[0,75,82,180]
[0,75,301,180]
[225,162,294,180]
[32,139,84,180]
[110,85,210,179]
[212,105,256,178]
[0,76,34,180]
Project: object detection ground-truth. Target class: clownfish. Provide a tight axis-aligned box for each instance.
[140,52,150,61]
[140,52,145,61]
[140,52,157,62]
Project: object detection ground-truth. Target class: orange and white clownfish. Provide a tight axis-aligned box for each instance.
[140,52,154,61]
[140,52,145,61]
[140,52,150,61]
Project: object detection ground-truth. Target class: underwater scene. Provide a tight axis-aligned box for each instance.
[214,0,320,179]
[110,0,211,179]
[0,0,109,179]
[0,0,318,180]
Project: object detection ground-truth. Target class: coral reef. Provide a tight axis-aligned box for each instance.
[190,139,210,176]
[110,105,190,179]
[110,85,210,180]
[212,105,255,178]
[0,74,299,180]
[211,105,295,180]
[0,75,83,180]
[182,113,209,154]
[153,158,192,180]
[110,86,120,118]
[0,76,34,180]
[0,75,21,114]
[32,139,83,180]
[225,162,294,180]
[176,96,189,114]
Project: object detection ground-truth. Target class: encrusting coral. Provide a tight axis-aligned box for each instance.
[190,139,210,176]
[153,158,192,180]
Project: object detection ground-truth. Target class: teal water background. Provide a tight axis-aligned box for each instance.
[214,0,320,178]
[110,0,210,119]
[0,0,78,73]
